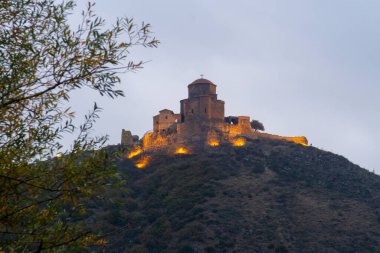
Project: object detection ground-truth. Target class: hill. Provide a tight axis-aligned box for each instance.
[90,138,380,253]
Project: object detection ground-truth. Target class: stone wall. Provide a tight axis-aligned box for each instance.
[121,129,139,146]
[153,109,180,133]
[254,132,308,146]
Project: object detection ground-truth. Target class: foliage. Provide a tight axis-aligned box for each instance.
[0,0,158,251]
[250,119,265,131]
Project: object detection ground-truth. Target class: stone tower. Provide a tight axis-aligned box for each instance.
[180,78,225,124]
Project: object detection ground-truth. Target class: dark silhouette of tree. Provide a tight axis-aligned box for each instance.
[250,120,265,131]
[0,0,158,251]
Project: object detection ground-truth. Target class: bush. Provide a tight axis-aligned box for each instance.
[179,245,197,253]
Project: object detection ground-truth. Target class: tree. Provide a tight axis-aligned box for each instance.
[250,120,265,131]
[0,0,158,251]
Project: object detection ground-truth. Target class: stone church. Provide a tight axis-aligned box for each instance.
[121,78,307,153]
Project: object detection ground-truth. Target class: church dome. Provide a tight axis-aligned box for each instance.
[187,78,217,98]
[188,78,216,87]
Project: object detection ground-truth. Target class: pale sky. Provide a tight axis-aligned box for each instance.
[68,0,380,173]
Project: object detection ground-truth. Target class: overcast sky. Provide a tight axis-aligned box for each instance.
[68,0,380,173]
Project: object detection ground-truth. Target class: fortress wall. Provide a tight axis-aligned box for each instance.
[254,132,308,146]
[139,125,307,155]
[228,118,254,138]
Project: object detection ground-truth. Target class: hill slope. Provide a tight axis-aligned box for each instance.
[94,139,380,253]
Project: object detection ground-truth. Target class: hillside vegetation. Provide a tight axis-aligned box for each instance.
[90,139,380,253]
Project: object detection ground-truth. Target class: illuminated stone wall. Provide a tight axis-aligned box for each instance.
[140,126,308,153]
[227,116,252,139]
[254,132,308,146]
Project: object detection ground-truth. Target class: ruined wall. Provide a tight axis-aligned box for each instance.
[121,129,139,146]
[153,110,179,133]
[121,129,133,146]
